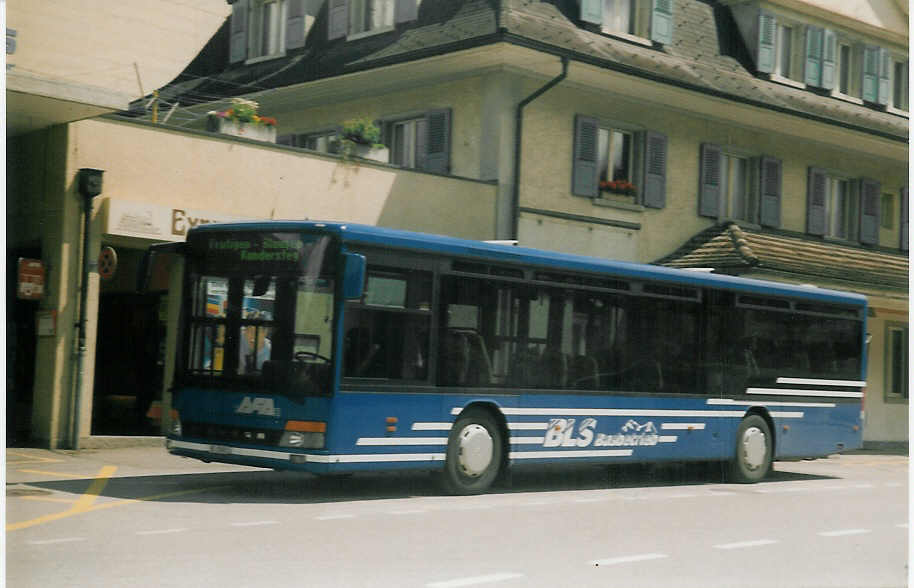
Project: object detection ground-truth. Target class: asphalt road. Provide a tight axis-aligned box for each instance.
[5,446,909,588]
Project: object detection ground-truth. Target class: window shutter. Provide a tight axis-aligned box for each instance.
[757,12,776,74]
[821,29,836,90]
[862,45,879,102]
[423,109,451,175]
[642,131,667,209]
[806,167,827,236]
[759,156,782,228]
[395,0,418,24]
[230,0,249,63]
[804,26,823,87]
[286,0,307,49]
[901,186,909,251]
[859,178,880,245]
[699,143,721,218]
[877,47,891,105]
[650,0,673,45]
[328,0,348,40]
[580,0,603,25]
[571,115,599,197]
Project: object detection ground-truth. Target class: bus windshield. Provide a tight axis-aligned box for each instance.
[182,231,336,396]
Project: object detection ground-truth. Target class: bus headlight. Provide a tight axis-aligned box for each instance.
[279,431,325,449]
[280,420,325,448]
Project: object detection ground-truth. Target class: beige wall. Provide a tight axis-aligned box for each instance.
[269,76,486,181]
[515,81,908,263]
[70,118,496,240]
[863,298,910,442]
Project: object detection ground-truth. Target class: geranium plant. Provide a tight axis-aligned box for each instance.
[209,98,277,127]
[337,117,385,159]
[599,180,636,196]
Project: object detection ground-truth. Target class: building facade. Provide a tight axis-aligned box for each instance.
[8,0,908,447]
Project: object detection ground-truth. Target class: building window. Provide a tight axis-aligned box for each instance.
[250,0,286,59]
[892,59,908,111]
[599,0,651,38]
[837,42,860,97]
[597,127,635,197]
[826,176,856,240]
[390,117,427,168]
[722,153,754,223]
[776,24,793,79]
[882,193,895,229]
[349,0,394,35]
[886,324,909,400]
[277,130,339,153]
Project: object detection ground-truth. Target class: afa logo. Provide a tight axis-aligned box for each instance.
[235,396,280,417]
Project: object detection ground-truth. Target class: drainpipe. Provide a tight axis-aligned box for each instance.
[511,56,569,240]
[72,168,104,450]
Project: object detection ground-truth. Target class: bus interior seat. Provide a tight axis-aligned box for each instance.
[540,348,567,388]
[569,355,599,389]
[510,346,541,387]
[442,330,470,385]
[458,330,492,386]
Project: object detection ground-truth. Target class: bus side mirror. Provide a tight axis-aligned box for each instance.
[342,253,366,300]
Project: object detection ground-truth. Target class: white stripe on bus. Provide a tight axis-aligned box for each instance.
[356,437,448,446]
[510,437,546,444]
[507,422,550,430]
[411,422,453,431]
[709,398,836,408]
[776,377,866,387]
[168,440,446,463]
[747,388,863,399]
[510,449,633,459]
[454,407,747,418]
[661,423,706,430]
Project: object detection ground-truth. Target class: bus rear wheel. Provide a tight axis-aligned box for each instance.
[440,410,503,495]
[728,414,772,483]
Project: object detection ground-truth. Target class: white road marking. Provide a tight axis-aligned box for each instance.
[315,514,355,521]
[818,529,871,537]
[136,528,188,536]
[389,509,428,515]
[714,539,778,550]
[231,520,280,527]
[896,523,909,529]
[591,553,669,566]
[426,572,524,587]
[27,537,87,545]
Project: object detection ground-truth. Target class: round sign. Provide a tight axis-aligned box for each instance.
[98,246,118,280]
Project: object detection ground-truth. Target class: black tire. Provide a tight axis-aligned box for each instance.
[728,414,773,483]
[440,410,503,495]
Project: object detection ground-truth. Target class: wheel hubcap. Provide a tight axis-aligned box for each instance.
[742,426,767,471]
[457,424,494,477]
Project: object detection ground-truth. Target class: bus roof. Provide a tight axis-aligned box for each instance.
[189,220,868,308]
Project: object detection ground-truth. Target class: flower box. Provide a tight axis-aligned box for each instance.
[207,115,277,143]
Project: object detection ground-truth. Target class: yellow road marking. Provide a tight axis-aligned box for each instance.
[72,466,118,511]
[6,451,64,465]
[21,496,79,505]
[16,469,89,479]
[7,484,225,532]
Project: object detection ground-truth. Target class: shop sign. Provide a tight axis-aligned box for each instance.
[17,258,45,300]
[103,199,250,242]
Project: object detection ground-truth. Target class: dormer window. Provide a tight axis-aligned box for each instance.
[251,0,285,58]
[327,0,419,40]
[229,0,315,63]
[349,0,394,36]
[579,0,673,45]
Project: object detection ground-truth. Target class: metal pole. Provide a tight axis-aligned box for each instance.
[72,192,93,450]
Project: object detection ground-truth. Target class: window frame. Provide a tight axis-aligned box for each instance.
[889,56,909,114]
[833,40,863,102]
[884,322,909,402]
[824,173,857,241]
[347,0,396,39]
[246,0,287,62]
[596,123,639,202]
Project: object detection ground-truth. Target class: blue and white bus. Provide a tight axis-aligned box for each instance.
[150,221,866,494]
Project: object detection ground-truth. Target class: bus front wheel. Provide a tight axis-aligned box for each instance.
[728,414,772,483]
[440,410,503,495]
